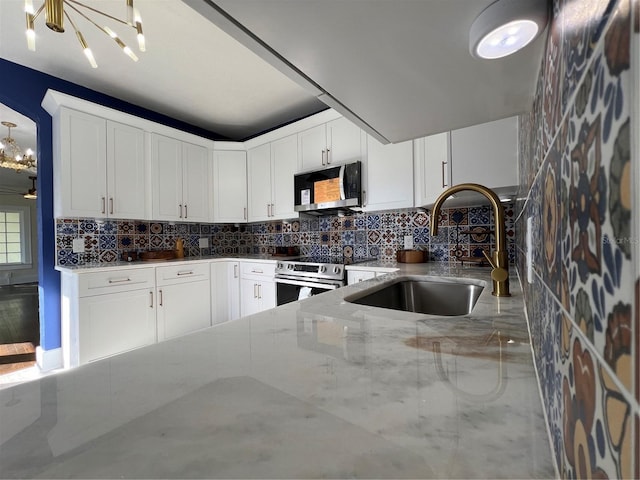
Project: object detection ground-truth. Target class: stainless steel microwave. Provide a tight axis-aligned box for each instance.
[294,161,362,215]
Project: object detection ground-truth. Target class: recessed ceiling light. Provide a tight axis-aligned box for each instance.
[469,0,549,59]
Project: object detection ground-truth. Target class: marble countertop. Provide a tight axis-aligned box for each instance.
[0,263,555,479]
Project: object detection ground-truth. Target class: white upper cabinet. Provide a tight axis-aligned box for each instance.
[107,121,148,219]
[364,136,414,211]
[299,117,362,171]
[213,150,248,223]
[247,143,273,222]
[247,134,299,222]
[54,108,147,219]
[414,132,451,206]
[151,134,210,222]
[449,116,518,189]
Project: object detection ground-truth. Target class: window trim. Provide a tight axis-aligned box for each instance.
[0,205,32,269]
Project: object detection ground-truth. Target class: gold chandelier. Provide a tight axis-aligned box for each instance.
[25,0,146,68]
[0,122,37,172]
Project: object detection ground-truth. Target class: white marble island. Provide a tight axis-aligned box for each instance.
[0,263,555,479]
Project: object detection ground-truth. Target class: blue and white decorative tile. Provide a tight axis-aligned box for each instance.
[380,212,395,229]
[189,224,200,234]
[542,0,564,150]
[354,245,367,258]
[117,221,135,235]
[431,226,449,245]
[412,227,430,245]
[117,235,134,250]
[354,214,367,230]
[429,244,448,262]
[411,210,429,227]
[149,235,163,249]
[57,249,78,266]
[341,231,355,245]
[83,235,98,252]
[330,231,341,245]
[367,245,379,258]
[319,217,331,232]
[367,230,381,245]
[395,212,411,229]
[366,214,380,230]
[200,224,210,235]
[340,217,356,230]
[164,223,177,235]
[176,223,188,234]
[354,230,367,245]
[468,205,490,226]
[135,235,149,250]
[380,229,396,245]
[98,234,116,250]
[56,219,78,235]
[448,208,468,226]
[342,245,353,259]
[56,235,73,250]
[78,219,98,235]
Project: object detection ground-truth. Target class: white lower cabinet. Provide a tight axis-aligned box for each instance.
[79,289,156,365]
[61,268,156,367]
[240,261,276,317]
[156,263,211,341]
[211,261,241,325]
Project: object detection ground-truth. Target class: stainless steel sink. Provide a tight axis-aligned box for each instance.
[344,277,485,316]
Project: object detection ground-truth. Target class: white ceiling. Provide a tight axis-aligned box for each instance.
[0,0,548,195]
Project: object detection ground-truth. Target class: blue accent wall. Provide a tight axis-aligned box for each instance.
[0,58,225,354]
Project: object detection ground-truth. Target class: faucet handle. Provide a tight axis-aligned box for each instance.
[481,249,497,268]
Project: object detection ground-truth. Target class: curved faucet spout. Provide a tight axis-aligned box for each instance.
[430,183,510,297]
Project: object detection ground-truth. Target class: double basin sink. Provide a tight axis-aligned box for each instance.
[343,276,485,316]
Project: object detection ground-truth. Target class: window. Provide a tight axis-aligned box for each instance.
[0,206,32,266]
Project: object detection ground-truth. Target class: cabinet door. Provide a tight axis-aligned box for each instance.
[182,142,211,222]
[365,136,413,211]
[58,108,107,218]
[106,121,147,219]
[257,280,276,311]
[78,288,156,364]
[450,116,518,188]
[151,134,183,221]
[211,261,240,325]
[157,280,211,341]
[270,134,299,220]
[213,150,247,223]
[240,278,262,317]
[326,117,362,165]
[247,143,273,222]
[414,132,450,206]
[298,124,327,171]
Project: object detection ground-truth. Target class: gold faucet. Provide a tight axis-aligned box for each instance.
[430,183,510,297]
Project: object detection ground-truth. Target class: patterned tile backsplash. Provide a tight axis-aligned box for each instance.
[516,0,638,478]
[55,203,516,266]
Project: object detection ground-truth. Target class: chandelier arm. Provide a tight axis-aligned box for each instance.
[31,2,45,20]
[65,0,130,27]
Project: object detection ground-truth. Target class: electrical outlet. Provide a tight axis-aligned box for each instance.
[72,238,85,253]
[403,235,414,250]
[198,237,209,248]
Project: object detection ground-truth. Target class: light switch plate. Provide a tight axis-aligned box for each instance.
[403,235,414,250]
[72,238,85,253]
[198,237,209,248]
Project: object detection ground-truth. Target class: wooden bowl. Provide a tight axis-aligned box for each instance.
[396,249,427,263]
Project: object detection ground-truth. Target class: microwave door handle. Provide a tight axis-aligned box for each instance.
[339,165,346,200]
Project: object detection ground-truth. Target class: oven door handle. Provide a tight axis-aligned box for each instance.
[275,277,342,290]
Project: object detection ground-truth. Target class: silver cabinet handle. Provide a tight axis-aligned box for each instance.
[108,277,131,284]
[326,148,331,164]
[159,289,163,306]
[243,207,247,220]
[321,149,326,166]
[101,197,106,214]
[233,264,238,278]
[109,197,114,215]
[251,268,263,274]
[271,203,274,216]
[179,204,183,218]
[184,204,188,219]
[253,283,258,299]
[149,291,153,308]
[258,284,262,299]
[362,189,367,207]
[177,271,193,276]
[441,161,448,188]
[267,203,271,217]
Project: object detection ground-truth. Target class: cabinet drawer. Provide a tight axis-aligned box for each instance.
[79,268,155,297]
[240,261,276,278]
[156,262,210,286]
